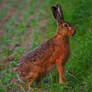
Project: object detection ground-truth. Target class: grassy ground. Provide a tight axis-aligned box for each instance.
[0,0,92,92]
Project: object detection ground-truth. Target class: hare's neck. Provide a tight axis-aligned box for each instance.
[54,34,70,46]
[62,36,69,44]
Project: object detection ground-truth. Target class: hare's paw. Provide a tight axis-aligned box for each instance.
[59,77,67,85]
[27,87,34,92]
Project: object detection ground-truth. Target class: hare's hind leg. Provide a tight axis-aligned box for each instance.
[56,59,66,84]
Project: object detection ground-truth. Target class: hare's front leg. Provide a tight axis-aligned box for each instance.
[56,59,66,84]
[26,72,39,91]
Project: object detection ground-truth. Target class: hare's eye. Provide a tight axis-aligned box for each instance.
[64,24,68,27]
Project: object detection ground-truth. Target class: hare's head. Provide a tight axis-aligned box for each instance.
[51,4,76,36]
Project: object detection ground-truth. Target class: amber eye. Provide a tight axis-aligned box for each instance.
[64,24,68,27]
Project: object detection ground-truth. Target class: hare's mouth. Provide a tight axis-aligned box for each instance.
[72,30,76,36]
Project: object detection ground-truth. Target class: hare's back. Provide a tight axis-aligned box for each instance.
[20,39,55,63]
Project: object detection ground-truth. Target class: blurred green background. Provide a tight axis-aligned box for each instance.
[0,0,92,92]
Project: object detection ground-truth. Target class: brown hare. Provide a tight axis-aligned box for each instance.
[17,4,76,89]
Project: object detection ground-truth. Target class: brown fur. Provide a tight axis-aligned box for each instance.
[17,4,76,89]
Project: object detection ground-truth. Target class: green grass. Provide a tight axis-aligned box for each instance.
[0,0,92,92]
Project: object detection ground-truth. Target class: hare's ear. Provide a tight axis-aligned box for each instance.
[51,6,57,20]
[56,4,64,23]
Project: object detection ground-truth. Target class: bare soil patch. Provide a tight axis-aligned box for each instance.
[0,0,6,11]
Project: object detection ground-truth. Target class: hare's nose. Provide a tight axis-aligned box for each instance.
[74,30,76,34]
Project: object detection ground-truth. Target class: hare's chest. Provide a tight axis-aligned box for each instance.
[63,48,70,62]
[54,44,70,61]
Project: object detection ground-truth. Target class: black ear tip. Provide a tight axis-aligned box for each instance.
[51,6,55,9]
[51,6,56,9]
[51,4,61,9]
[51,6,57,11]
[56,4,61,8]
